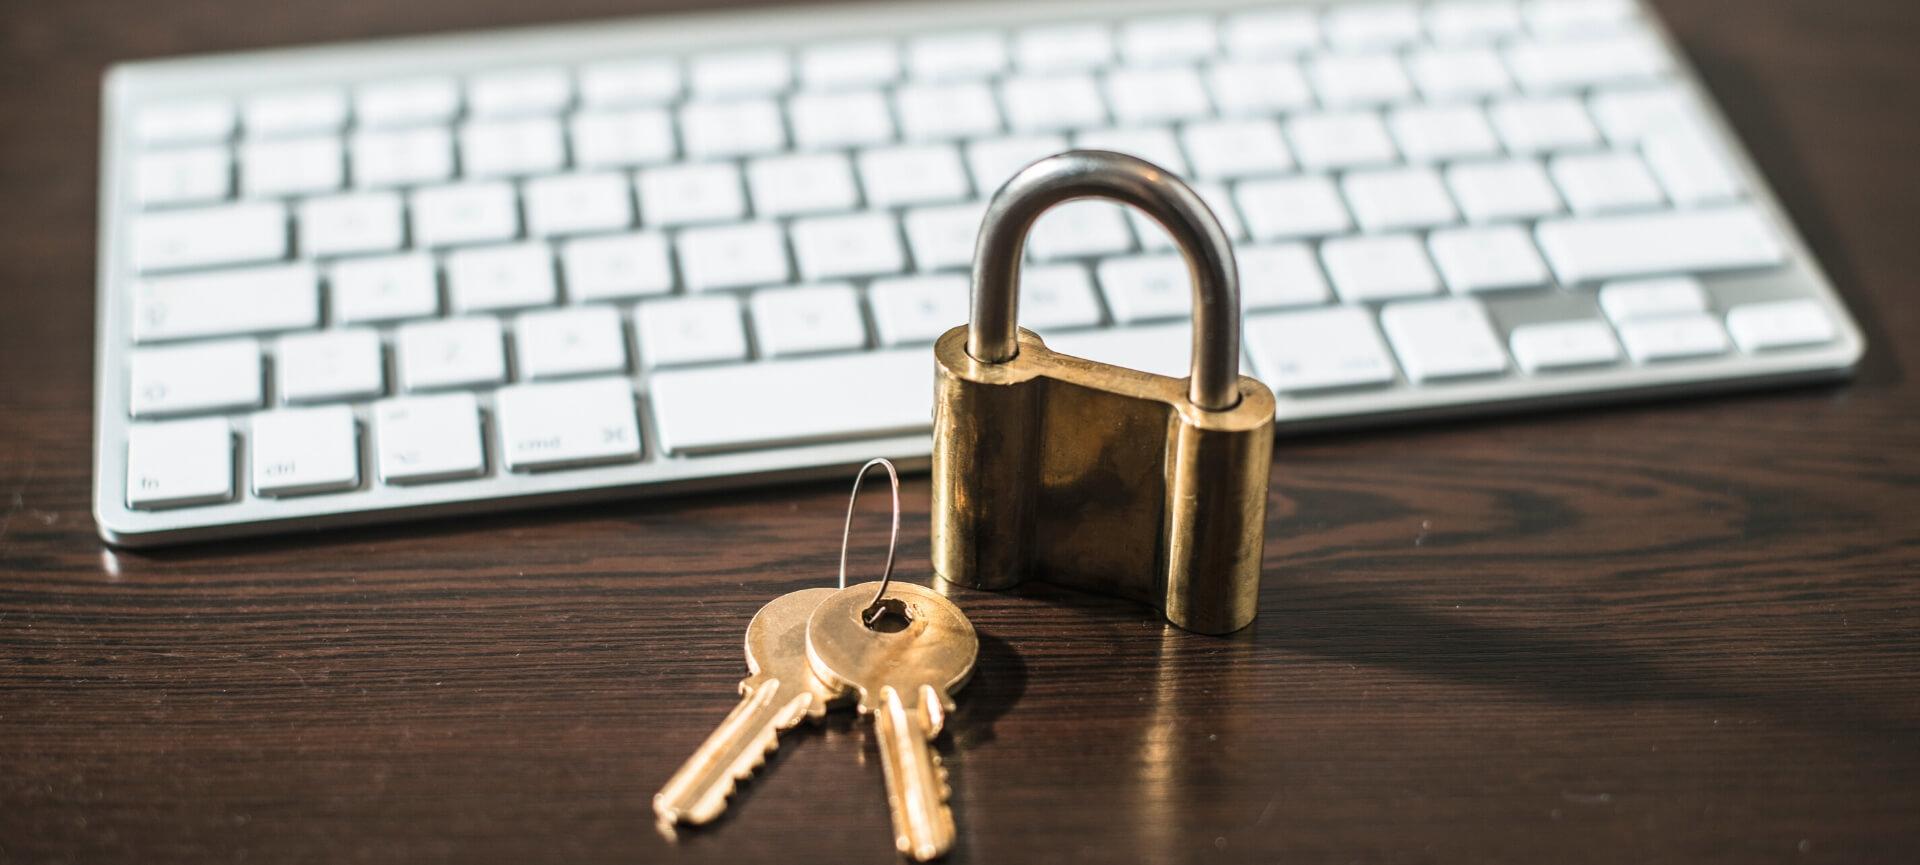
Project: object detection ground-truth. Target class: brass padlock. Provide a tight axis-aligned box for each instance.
[930,151,1276,635]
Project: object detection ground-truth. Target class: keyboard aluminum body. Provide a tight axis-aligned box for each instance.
[94,0,1865,546]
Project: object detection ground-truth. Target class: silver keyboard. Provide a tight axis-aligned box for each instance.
[94,0,1865,546]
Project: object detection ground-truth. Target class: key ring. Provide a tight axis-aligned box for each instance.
[838,457,900,624]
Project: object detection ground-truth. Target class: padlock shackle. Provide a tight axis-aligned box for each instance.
[967,150,1243,411]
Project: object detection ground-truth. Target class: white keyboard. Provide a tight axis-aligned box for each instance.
[94,0,1864,545]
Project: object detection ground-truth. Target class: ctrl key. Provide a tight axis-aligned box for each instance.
[373,393,487,484]
[127,418,234,509]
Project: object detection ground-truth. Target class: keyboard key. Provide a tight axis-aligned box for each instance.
[244,88,348,137]
[1045,322,1196,379]
[1321,234,1443,302]
[1589,86,1693,143]
[649,348,933,454]
[561,232,675,302]
[1428,225,1550,293]
[967,134,1069,195]
[126,418,234,508]
[298,191,405,257]
[635,296,749,368]
[396,317,507,391]
[240,136,343,196]
[250,405,360,496]
[677,222,791,290]
[579,59,681,107]
[1307,53,1414,106]
[637,163,746,226]
[1236,243,1334,310]
[355,77,460,128]
[1287,111,1399,170]
[750,283,868,357]
[858,144,972,207]
[1536,206,1782,284]
[748,152,860,217]
[1119,15,1218,65]
[1725,299,1836,352]
[1642,127,1743,206]
[1029,201,1135,260]
[133,263,318,343]
[373,393,487,484]
[907,31,1008,80]
[276,328,385,404]
[1447,159,1564,222]
[1021,263,1107,330]
[330,253,439,324]
[1001,74,1109,132]
[1509,319,1621,371]
[1182,119,1293,179]
[515,305,629,379]
[1245,306,1398,393]
[869,274,969,345]
[468,67,572,117]
[133,201,287,273]
[1389,104,1502,163]
[1224,9,1321,57]
[895,82,1002,140]
[446,242,558,312]
[524,172,634,237]
[1597,276,1707,322]
[1206,59,1315,116]
[801,41,900,89]
[1525,0,1638,35]
[680,99,786,158]
[410,181,520,247]
[1427,1,1524,44]
[1379,297,1509,382]
[789,90,896,149]
[1342,166,1460,231]
[1098,254,1194,323]
[1616,312,1731,362]
[1075,126,1188,176]
[1326,3,1424,48]
[1015,23,1114,72]
[1549,151,1666,213]
[460,117,565,177]
[130,339,263,417]
[134,99,235,146]
[1507,33,1666,92]
[1237,175,1352,240]
[1406,46,1512,99]
[569,109,677,167]
[790,213,906,281]
[496,377,642,471]
[350,127,454,187]
[1105,66,1212,125]
[904,203,987,272]
[1489,96,1601,154]
[690,49,792,97]
[134,148,231,207]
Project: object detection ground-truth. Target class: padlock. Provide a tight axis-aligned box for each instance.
[930,150,1275,635]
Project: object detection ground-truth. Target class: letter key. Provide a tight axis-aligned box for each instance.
[805,581,978,861]
[654,587,841,825]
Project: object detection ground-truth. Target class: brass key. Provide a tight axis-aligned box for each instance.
[653,586,840,826]
[807,580,978,861]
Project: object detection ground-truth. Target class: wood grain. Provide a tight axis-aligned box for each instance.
[3,1,1918,863]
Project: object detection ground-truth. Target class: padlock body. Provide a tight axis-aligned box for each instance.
[931,327,1274,634]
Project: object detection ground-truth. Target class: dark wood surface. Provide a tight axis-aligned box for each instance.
[4,1,1919,862]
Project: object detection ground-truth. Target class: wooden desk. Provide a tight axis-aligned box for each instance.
[3,1,1917,862]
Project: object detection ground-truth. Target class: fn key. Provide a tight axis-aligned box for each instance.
[496,377,643,471]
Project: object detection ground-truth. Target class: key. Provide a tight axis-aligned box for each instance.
[1118,15,1217,65]
[1287,111,1399,171]
[277,328,386,403]
[800,40,900,89]
[966,135,1068,197]
[133,201,288,273]
[1427,1,1524,44]
[1428,225,1550,293]
[1326,3,1424,48]
[1015,24,1113,72]
[330,253,440,324]
[1306,53,1414,107]
[1020,264,1106,330]
[250,405,361,496]
[858,144,972,208]
[1406,46,1512,99]
[869,274,970,346]
[134,263,318,343]
[1000,74,1109,133]
[677,222,791,291]
[460,117,566,178]
[134,99,235,146]
[1237,243,1334,310]
[1236,175,1353,240]
[805,581,978,861]
[129,339,263,417]
[373,393,487,483]
[135,147,231,207]
[637,163,747,228]
[1028,200,1134,260]
[579,60,680,107]
[1642,127,1742,206]
[1389,104,1502,163]
[467,67,572,117]
[749,283,868,357]
[445,242,558,313]
[908,31,1007,80]
[1181,119,1293,179]
[515,305,629,379]
[1725,299,1836,352]
[1104,67,1212,126]
[1223,9,1320,57]
[790,91,896,150]
[410,181,520,247]
[690,49,791,98]
[648,348,930,454]
[126,418,234,508]
[903,203,989,272]
[634,296,749,368]
[1616,312,1730,362]
[524,172,635,237]
[1076,127,1189,177]
[1549,151,1666,213]
[748,153,861,218]
[1321,234,1443,302]
[570,109,677,168]
[680,99,786,159]
[1245,306,1399,394]
[351,127,454,187]
[298,191,405,258]
[561,232,675,302]
[655,587,844,826]
[1598,276,1708,322]
[894,82,1002,141]
[1342,166,1459,232]
[1379,297,1510,382]
[240,136,344,197]
[495,377,642,471]
[244,88,348,137]
[1536,206,1782,285]
[1206,59,1314,116]
[1509,319,1621,372]
[1447,159,1564,222]
[1489,96,1601,154]
[395,317,507,391]
[1507,33,1665,92]
[791,213,906,282]
[356,77,460,128]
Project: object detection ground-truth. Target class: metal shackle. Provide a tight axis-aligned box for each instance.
[967,150,1243,411]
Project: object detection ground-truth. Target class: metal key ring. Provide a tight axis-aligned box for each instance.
[838,457,900,622]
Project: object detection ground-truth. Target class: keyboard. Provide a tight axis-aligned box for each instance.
[94,0,1865,546]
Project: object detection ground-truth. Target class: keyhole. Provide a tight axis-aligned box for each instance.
[863,597,913,633]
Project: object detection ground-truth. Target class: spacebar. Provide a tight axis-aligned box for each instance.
[648,349,935,455]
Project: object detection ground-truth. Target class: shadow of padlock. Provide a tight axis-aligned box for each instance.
[931,151,1276,635]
